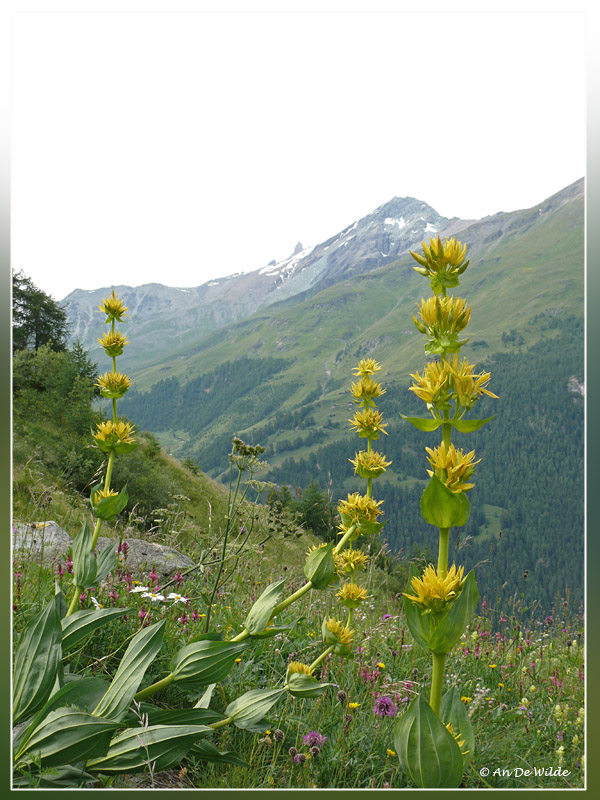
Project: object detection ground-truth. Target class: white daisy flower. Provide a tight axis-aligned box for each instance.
[91,597,104,610]
[141,591,165,602]
[130,585,150,594]
[167,592,187,604]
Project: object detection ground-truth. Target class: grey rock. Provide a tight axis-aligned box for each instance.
[12,521,194,578]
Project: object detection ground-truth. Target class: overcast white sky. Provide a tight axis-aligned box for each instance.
[10,5,586,301]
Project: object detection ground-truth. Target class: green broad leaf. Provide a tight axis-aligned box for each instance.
[225,687,286,730]
[420,474,471,529]
[195,683,216,709]
[170,639,248,690]
[61,607,131,653]
[450,416,495,433]
[400,414,442,432]
[13,594,63,725]
[393,696,465,788]
[440,687,475,766]
[95,539,118,583]
[247,619,300,639]
[403,594,434,652]
[72,520,97,588]
[304,542,336,589]
[12,763,98,788]
[86,724,212,774]
[145,707,225,727]
[93,484,129,520]
[333,642,353,659]
[187,631,224,643]
[15,676,111,754]
[14,708,120,769]
[429,571,479,655]
[92,620,165,721]
[245,578,287,634]
[189,739,249,768]
[113,440,139,455]
[286,672,330,698]
[361,519,386,536]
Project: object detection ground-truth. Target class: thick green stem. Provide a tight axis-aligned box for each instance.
[66,449,116,617]
[230,524,357,643]
[437,528,450,579]
[429,651,446,716]
[208,715,234,730]
[133,673,175,702]
[309,644,335,672]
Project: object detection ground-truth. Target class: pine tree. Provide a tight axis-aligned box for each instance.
[12,270,70,352]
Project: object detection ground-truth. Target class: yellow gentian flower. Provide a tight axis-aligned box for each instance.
[425,441,480,493]
[403,563,465,612]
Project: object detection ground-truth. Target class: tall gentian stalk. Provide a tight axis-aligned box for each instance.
[392,237,497,788]
[65,291,137,617]
[130,361,389,727]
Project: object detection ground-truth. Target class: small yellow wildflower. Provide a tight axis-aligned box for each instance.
[461,696,472,704]
[349,450,392,478]
[235,658,242,663]
[349,407,388,439]
[95,371,133,399]
[489,664,497,669]
[348,702,360,710]
[498,683,504,688]
[425,441,480,493]
[337,583,368,609]
[386,749,396,757]
[96,290,129,322]
[97,330,129,357]
[403,563,465,612]
[376,662,386,670]
[353,358,382,377]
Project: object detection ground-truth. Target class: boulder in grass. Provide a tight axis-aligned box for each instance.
[12,521,194,578]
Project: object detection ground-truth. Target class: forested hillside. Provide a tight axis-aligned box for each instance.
[261,314,584,614]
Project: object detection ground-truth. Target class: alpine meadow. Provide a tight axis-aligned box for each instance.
[12,179,585,789]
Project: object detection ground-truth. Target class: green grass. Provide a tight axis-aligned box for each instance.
[13,543,584,790]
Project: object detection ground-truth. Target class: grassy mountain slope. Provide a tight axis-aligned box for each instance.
[116,180,584,614]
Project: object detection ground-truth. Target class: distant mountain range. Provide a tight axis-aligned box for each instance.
[63,177,585,614]
[63,194,471,371]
